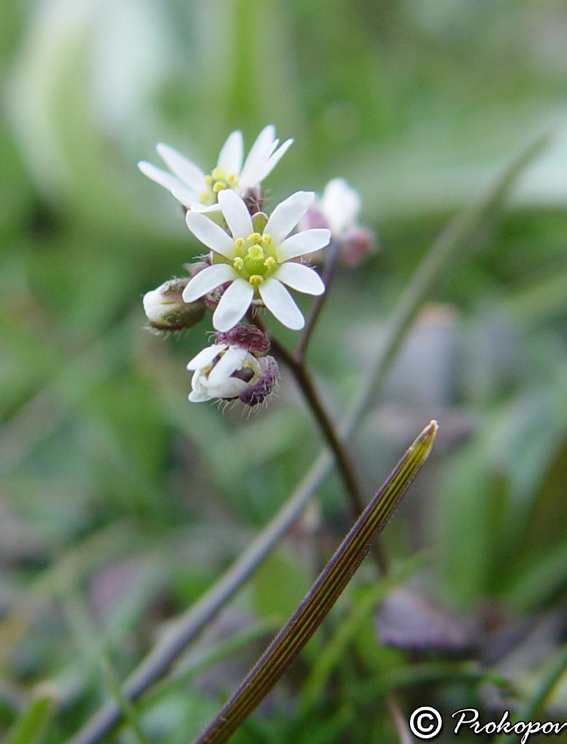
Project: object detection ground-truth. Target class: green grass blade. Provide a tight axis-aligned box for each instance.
[101,659,151,744]
[4,690,55,744]
[189,421,438,744]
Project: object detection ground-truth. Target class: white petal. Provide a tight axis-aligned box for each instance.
[322,178,361,234]
[239,125,277,187]
[275,262,325,296]
[156,143,206,191]
[138,162,197,205]
[265,191,315,243]
[187,344,226,371]
[212,279,254,332]
[252,138,293,184]
[188,371,213,401]
[258,278,305,330]
[190,202,223,214]
[182,264,236,303]
[185,211,235,257]
[218,189,253,239]
[209,377,248,399]
[277,228,331,261]
[189,385,213,403]
[217,130,244,175]
[208,345,248,386]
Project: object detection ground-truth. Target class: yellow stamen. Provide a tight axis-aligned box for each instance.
[249,275,264,287]
[211,167,225,180]
[262,234,273,246]
[248,233,262,244]
[213,182,226,193]
[264,257,276,269]
[204,175,213,186]
[233,257,244,270]
[234,238,245,250]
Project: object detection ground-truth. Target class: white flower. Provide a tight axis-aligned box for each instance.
[182,189,330,331]
[138,125,292,212]
[320,178,361,237]
[187,341,277,405]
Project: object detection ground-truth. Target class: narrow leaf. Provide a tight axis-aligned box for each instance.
[4,690,54,744]
[190,421,438,744]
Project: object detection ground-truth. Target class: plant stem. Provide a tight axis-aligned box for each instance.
[267,332,389,574]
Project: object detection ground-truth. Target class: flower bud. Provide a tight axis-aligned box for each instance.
[186,324,277,406]
[299,178,377,268]
[143,277,205,331]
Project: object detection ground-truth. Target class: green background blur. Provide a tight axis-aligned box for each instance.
[3,1,567,742]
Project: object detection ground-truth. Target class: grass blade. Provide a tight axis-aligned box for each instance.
[4,689,55,744]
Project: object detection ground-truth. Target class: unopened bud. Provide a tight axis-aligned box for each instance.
[186,325,278,407]
[143,277,205,331]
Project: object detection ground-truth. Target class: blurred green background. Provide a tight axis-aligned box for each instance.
[3,0,567,742]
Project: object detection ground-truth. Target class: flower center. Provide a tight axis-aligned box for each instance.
[200,167,239,205]
[213,232,279,291]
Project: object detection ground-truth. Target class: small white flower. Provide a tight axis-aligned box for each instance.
[138,125,292,212]
[182,190,330,332]
[300,178,377,268]
[320,178,361,237]
[187,341,277,405]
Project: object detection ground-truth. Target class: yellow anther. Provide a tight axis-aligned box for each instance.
[213,182,227,193]
[234,237,245,249]
[264,257,276,269]
[248,233,262,244]
[227,173,238,186]
[261,234,273,246]
[200,191,210,203]
[211,167,225,180]
[249,275,264,286]
[204,175,213,186]
[233,257,244,270]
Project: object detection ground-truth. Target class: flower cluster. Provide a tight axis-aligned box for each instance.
[140,125,375,407]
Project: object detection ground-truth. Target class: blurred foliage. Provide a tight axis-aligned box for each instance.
[2,0,567,742]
